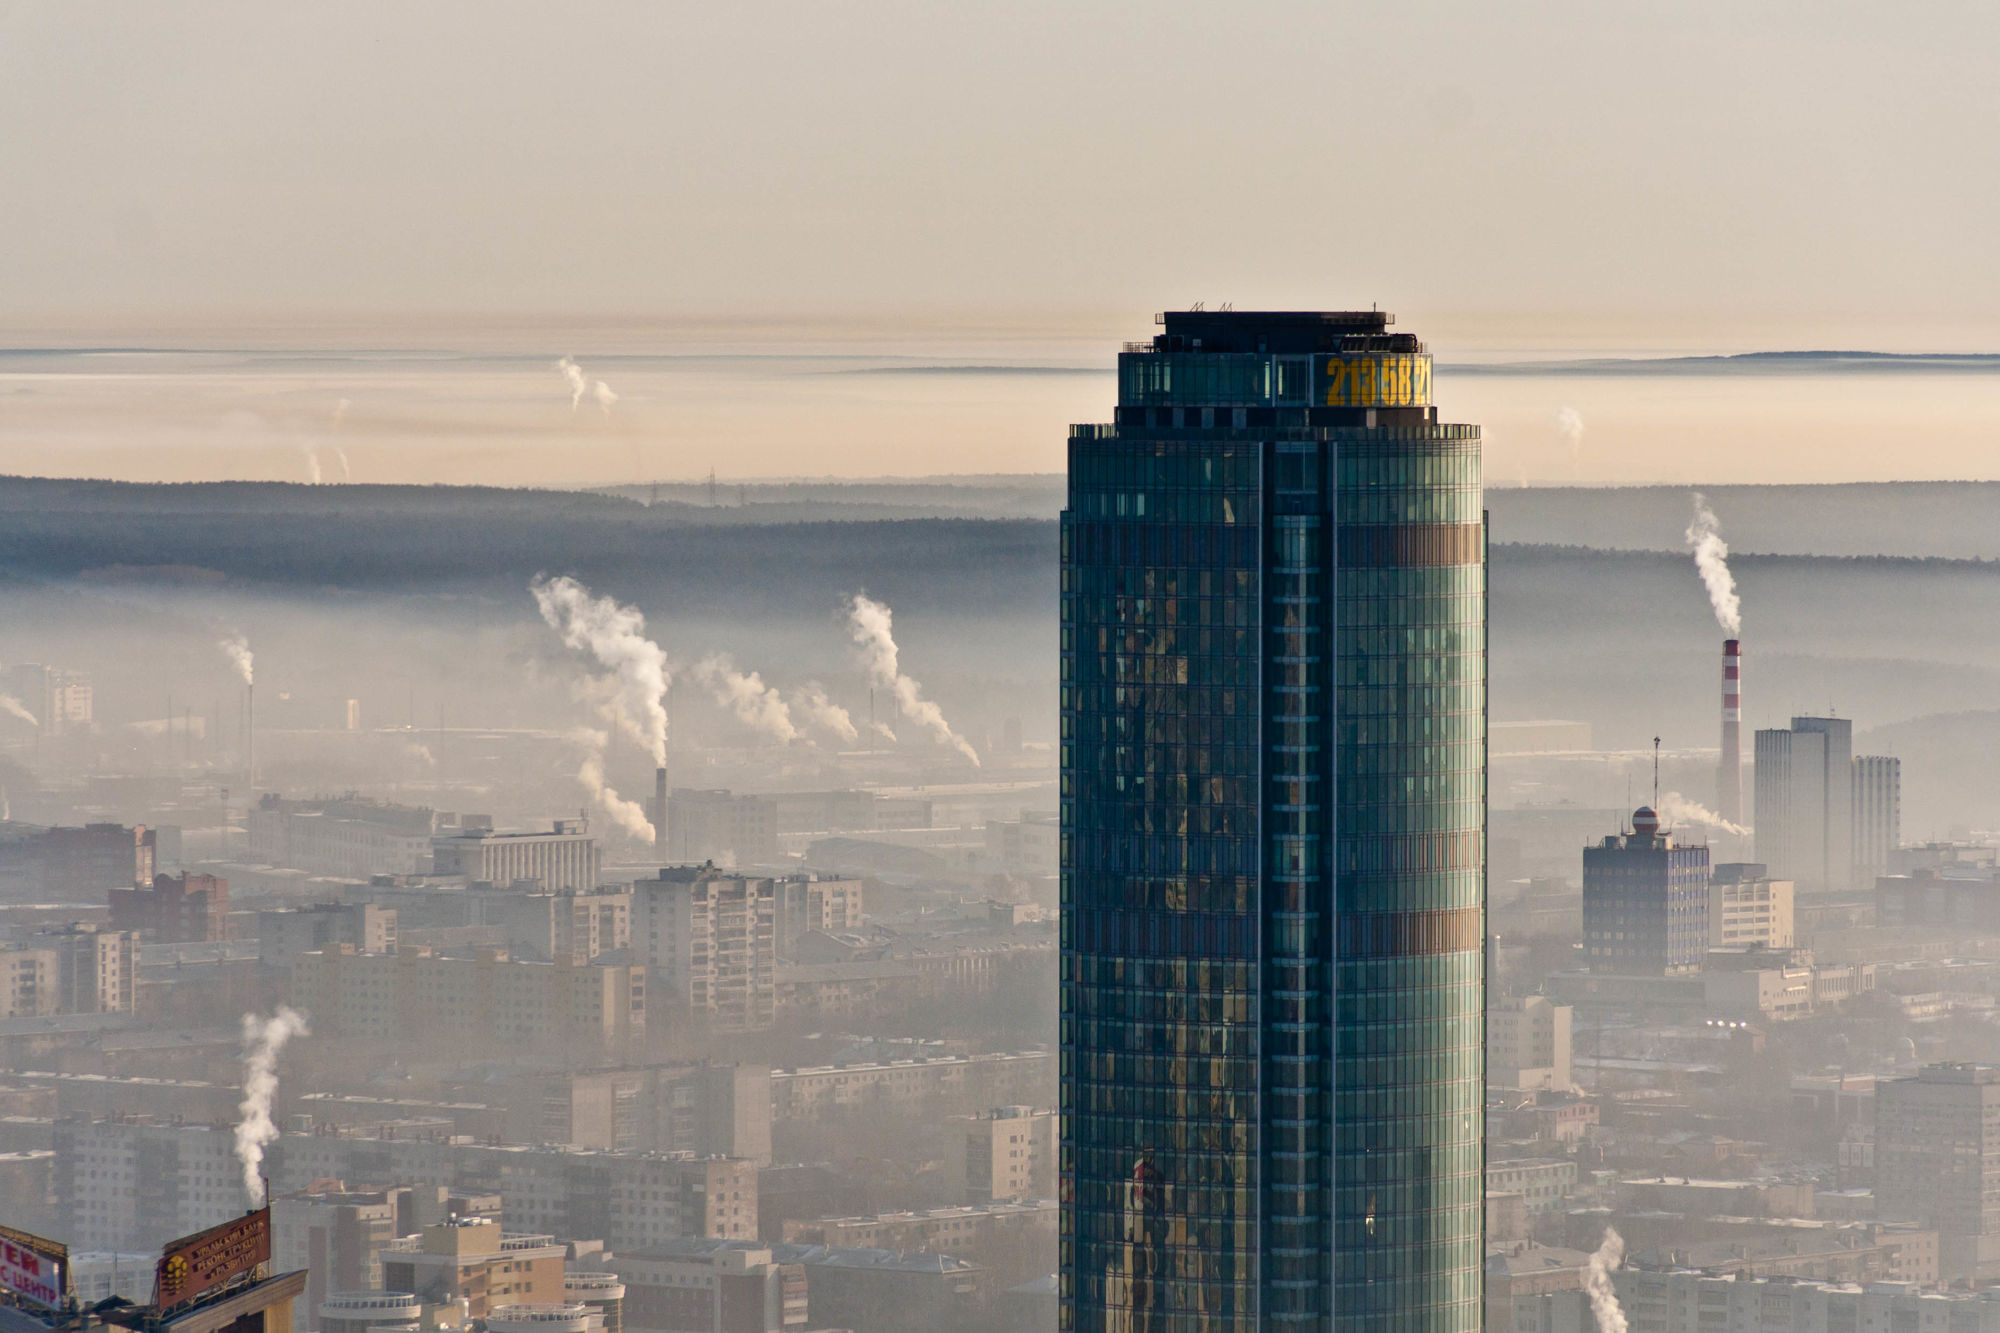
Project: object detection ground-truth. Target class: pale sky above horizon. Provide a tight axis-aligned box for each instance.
[5,3,2000,485]
[5,2,1998,342]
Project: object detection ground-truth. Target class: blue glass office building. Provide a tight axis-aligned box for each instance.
[1061,311,1485,1332]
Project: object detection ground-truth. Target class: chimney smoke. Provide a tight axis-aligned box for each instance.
[654,765,668,855]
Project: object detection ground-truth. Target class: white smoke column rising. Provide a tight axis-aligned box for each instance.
[0,695,37,727]
[558,357,617,415]
[300,444,322,484]
[1659,790,1751,838]
[1685,492,1743,635]
[531,576,671,764]
[573,729,655,841]
[1555,407,1585,464]
[846,593,979,765]
[559,356,589,409]
[236,1007,308,1203]
[1583,1228,1628,1333]
[219,632,254,685]
[791,682,860,744]
[693,654,797,742]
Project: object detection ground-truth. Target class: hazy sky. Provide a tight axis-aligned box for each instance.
[5,2,1998,342]
[5,3,1999,485]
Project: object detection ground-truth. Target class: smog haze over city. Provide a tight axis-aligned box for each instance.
[1,6,1999,1333]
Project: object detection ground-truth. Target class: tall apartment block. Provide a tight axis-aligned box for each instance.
[1853,754,1902,885]
[1877,1063,2000,1279]
[1581,807,1712,975]
[1756,716,1854,896]
[1061,310,1485,1331]
[634,866,779,1032]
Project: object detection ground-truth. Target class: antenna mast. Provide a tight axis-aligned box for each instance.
[1652,736,1661,811]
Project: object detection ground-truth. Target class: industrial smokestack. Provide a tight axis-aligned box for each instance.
[653,765,668,855]
[246,681,255,793]
[1719,639,1742,823]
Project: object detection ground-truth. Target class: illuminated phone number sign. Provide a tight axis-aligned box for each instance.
[1323,354,1431,408]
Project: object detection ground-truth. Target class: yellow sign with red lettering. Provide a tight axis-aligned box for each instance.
[1323,354,1431,408]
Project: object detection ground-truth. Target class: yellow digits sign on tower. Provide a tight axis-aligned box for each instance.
[1323,354,1431,408]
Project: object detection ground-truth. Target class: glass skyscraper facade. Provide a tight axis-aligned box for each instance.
[1060,311,1485,1333]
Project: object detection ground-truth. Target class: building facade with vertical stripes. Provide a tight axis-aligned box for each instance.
[1060,311,1486,1333]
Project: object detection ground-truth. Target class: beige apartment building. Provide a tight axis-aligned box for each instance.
[380,1219,567,1320]
[1708,863,1795,949]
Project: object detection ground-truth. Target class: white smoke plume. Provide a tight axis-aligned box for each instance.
[219,631,254,686]
[1686,492,1743,635]
[1555,407,1585,463]
[236,1007,309,1204]
[332,445,353,482]
[0,695,37,727]
[300,444,322,484]
[1582,1228,1628,1333]
[558,357,617,415]
[531,575,671,764]
[846,593,979,765]
[574,730,655,841]
[693,654,797,743]
[1,789,9,822]
[1659,790,1751,838]
[791,682,860,744]
[403,742,437,767]
[559,356,588,409]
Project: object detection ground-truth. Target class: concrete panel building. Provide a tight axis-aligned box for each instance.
[634,868,777,1033]
[1854,755,1902,887]
[290,945,644,1056]
[1487,995,1573,1093]
[1877,1062,2000,1278]
[1706,863,1795,950]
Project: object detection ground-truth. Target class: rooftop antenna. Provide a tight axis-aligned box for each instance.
[1652,736,1661,811]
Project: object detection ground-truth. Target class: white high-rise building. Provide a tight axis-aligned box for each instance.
[1755,716,1854,895]
[1854,754,1902,885]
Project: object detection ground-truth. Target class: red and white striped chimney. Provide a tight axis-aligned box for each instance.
[1719,638,1742,823]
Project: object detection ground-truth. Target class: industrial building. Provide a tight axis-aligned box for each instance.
[431,820,599,893]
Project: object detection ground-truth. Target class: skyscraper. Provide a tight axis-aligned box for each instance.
[1754,716,1853,896]
[1852,754,1901,886]
[1061,311,1485,1332]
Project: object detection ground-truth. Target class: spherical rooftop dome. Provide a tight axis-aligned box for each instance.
[1632,806,1661,836]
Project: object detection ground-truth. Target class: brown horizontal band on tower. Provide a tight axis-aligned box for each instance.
[1337,522,1483,568]
[1337,906,1483,958]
